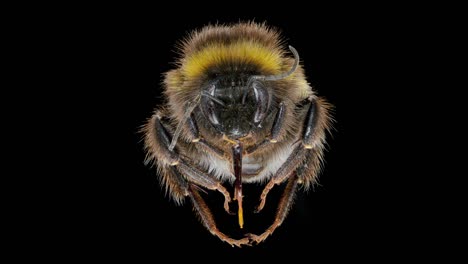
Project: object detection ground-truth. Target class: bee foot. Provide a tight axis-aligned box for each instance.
[223,200,235,215]
[246,231,271,245]
[223,237,251,248]
[254,199,266,213]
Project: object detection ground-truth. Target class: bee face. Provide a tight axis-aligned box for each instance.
[143,22,333,247]
[199,73,272,139]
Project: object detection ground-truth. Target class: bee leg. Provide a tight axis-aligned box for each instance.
[255,144,309,212]
[247,174,299,245]
[189,184,250,248]
[146,114,233,214]
[245,102,286,154]
[302,96,320,149]
[256,96,324,212]
[176,159,233,214]
[145,113,180,166]
[187,113,226,158]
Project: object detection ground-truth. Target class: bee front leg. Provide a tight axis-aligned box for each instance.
[189,184,250,247]
[187,113,226,158]
[255,144,309,212]
[245,102,286,154]
[176,159,233,214]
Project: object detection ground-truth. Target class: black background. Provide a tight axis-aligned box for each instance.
[60,4,429,261]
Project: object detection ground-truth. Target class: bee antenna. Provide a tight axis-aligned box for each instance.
[201,91,226,106]
[168,100,199,151]
[264,45,299,81]
[242,45,299,104]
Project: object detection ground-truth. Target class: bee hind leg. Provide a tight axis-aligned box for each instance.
[247,174,299,245]
[189,184,250,247]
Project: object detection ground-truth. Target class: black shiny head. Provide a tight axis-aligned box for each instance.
[200,76,271,139]
[198,45,299,140]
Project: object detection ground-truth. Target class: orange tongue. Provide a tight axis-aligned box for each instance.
[235,185,244,228]
[232,143,243,228]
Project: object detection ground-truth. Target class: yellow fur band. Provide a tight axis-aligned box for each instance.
[181,41,282,78]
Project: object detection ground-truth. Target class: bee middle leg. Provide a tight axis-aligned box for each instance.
[255,96,321,212]
[246,97,326,245]
[148,114,232,213]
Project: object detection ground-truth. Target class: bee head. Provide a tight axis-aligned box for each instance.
[198,46,299,139]
[199,73,267,139]
[164,23,310,141]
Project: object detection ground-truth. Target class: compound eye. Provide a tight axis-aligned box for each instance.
[252,81,271,125]
[200,84,221,127]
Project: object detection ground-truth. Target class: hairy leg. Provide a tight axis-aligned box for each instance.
[245,102,286,154]
[189,184,250,247]
[144,112,232,213]
[246,96,331,244]
[255,96,325,212]
[247,174,299,245]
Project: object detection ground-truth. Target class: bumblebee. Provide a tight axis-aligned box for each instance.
[143,22,333,247]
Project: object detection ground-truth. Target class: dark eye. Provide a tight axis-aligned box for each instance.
[200,84,221,127]
[251,81,271,125]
